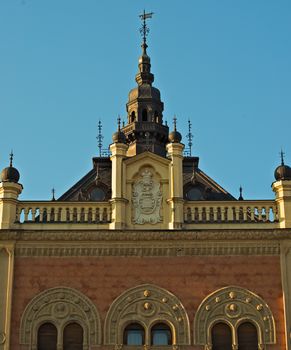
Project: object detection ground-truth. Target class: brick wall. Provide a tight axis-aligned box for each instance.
[11,255,284,349]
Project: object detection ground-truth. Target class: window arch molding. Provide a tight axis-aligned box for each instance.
[194,286,276,349]
[104,284,190,346]
[20,286,102,348]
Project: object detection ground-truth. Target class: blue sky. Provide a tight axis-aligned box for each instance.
[0,0,290,200]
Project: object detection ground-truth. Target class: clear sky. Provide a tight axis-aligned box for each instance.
[0,0,290,200]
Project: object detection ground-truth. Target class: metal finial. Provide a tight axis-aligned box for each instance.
[186,119,193,156]
[165,119,168,127]
[122,120,125,128]
[9,150,14,167]
[139,10,154,46]
[117,115,121,131]
[173,115,177,131]
[97,120,104,157]
[280,149,285,166]
[51,188,56,201]
[238,185,244,201]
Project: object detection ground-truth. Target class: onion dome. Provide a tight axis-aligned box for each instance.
[274,151,291,181]
[168,116,182,143]
[1,152,20,183]
[112,117,126,144]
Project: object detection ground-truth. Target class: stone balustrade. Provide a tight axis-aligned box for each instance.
[184,200,278,224]
[16,201,112,224]
[14,200,278,228]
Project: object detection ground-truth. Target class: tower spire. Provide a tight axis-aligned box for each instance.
[186,119,193,156]
[97,120,103,157]
[9,150,13,167]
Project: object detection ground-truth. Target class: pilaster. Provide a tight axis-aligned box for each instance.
[110,143,128,229]
[0,182,22,229]
[0,243,15,350]
[272,180,291,228]
[166,142,184,229]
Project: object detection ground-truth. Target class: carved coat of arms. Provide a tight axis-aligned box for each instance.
[132,169,162,224]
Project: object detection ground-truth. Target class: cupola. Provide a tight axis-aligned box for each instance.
[1,152,20,183]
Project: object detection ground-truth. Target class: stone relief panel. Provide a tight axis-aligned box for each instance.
[194,286,276,349]
[104,284,190,346]
[132,168,162,224]
[20,287,101,348]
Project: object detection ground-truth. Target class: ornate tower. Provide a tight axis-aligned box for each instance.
[121,12,169,157]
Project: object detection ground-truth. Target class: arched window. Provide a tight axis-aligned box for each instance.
[238,322,258,350]
[142,109,148,122]
[154,111,159,123]
[151,323,172,345]
[123,323,145,345]
[131,111,136,123]
[63,323,83,350]
[37,323,57,350]
[211,322,232,350]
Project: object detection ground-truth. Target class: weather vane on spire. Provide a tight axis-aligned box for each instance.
[139,10,154,45]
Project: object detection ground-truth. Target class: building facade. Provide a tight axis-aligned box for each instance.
[1,19,291,350]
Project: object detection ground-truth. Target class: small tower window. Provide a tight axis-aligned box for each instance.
[131,111,136,123]
[123,323,145,345]
[154,111,159,123]
[142,109,148,122]
[151,323,172,345]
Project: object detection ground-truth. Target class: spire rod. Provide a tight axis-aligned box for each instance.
[139,10,154,46]
[117,115,121,131]
[280,148,285,166]
[51,188,56,201]
[186,119,193,156]
[173,115,177,131]
[9,150,13,167]
[97,120,104,157]
[238,185,244,200]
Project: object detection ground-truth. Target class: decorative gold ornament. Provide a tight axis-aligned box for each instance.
[144,302,151,310]
[143,290,150,297]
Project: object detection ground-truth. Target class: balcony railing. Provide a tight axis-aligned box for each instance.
[16,201,111,224]
[184,200,278,224]
[13,199,278,228]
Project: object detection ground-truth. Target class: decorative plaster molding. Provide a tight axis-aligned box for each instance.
[104,284,190,346]
[132,168,162,225]
[194,286,276,348]
[14,242,280,257]
[1,229,291,242]
[19,287,102,347]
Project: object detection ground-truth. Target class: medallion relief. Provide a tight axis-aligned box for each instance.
[132,168,162,224]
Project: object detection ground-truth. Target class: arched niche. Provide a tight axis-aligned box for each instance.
[104,284,190,346]
[194,286,276,349]
[20,287,102,348]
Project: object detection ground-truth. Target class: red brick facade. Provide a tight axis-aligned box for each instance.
[11,255,285,349]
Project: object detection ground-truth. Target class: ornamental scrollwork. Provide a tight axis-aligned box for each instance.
[104,284,190,345]
[19,287,101,347]
[194,286,276,348]
[132,168,162,224]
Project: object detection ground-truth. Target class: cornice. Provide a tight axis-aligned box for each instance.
[14,241,280,257]
[0,228,291,242]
